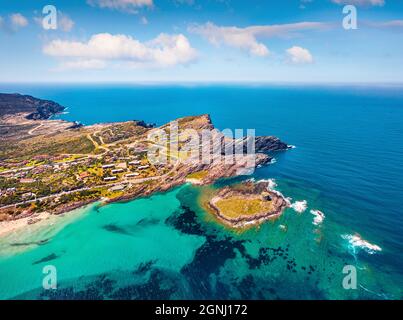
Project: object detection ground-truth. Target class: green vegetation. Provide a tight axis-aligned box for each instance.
[59,189,101,203]
[214,197,273,219]
[0,132,95,160]
[187,170,208,180]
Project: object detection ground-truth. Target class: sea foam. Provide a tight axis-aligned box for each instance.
[310,209,325,226]
[266,178,278,190]
[342,234,382,254]
[291,200,308,213]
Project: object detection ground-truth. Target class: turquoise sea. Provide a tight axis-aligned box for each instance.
[0,84,402,299]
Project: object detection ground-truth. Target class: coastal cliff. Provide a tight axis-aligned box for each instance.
[0,93,65,120]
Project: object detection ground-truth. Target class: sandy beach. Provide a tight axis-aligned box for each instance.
[0,212,52,238]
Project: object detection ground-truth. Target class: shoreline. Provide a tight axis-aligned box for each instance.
[0,200,99,239]
[0,211,52,238]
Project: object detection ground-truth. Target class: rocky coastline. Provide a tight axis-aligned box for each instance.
[0,93,291,233]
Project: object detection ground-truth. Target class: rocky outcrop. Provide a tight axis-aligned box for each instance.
[254,136,289,152]
[208,181,290,228]
[0,93,65,119]
[229,135,289,155]
[133,120,155,129]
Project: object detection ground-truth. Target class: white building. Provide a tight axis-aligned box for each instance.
[128,160,141,165]
[104,176,117,181]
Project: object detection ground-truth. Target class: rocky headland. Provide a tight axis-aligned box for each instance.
[0,93,65,120]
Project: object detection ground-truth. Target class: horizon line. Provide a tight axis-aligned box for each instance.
[1,81,403,87]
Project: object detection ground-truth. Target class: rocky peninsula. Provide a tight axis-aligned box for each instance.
[0,93,291,233]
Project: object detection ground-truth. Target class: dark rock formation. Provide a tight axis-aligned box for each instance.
[253,136,289,152]
[133,120,155,129]
[230,136,289,155]
[67,121,83,130]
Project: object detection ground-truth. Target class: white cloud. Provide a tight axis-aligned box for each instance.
[43,33,198,70]
[59,13,75,32]
[189,21,327,57]
[87,0,153,13]
[331,0,385,6]
[10,13,28,29]
[286,46,313,64]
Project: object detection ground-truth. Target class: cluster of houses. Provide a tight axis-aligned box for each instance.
[0,187,36,202]
[0,155,93,182]
[102,158,150,182]
[0,156,98,205]
[0,187,16,197]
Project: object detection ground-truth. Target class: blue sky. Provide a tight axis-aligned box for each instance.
[0,0,403,83]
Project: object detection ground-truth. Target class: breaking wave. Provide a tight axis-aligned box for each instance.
[310,209,325,226]
[342,234,382,255]
[291,200,308,213]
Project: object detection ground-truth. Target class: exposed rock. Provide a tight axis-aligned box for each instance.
[225,135,289,156]
[67,121,84,130]
[133,120,155,129]
[254,136,289,152]
[207,181,290,228]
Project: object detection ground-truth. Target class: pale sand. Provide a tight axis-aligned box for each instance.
[0,202,98,241]
[0,212,51,238]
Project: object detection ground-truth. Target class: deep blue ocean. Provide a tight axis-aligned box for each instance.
[0,84,402,299]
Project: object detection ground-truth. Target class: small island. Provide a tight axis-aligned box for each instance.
[207,181,290,228]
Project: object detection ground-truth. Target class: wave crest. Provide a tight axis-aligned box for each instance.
[342,234,382,254]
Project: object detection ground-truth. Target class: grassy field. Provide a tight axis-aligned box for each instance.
[0,132,95,160]
[214,197,273,219]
